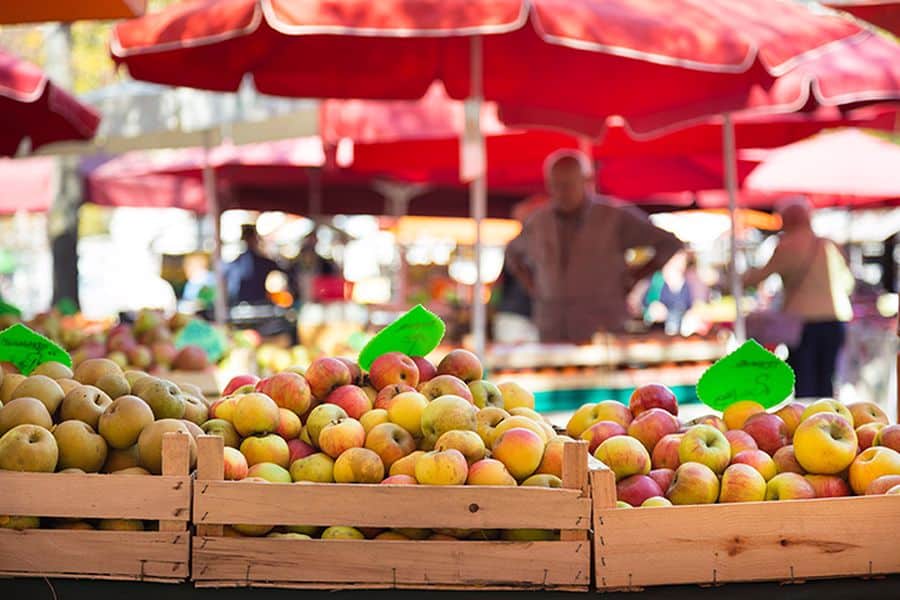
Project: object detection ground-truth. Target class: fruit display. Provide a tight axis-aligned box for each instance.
[200,348,573,541]
[574,388,900,507]
[0,357,205,531]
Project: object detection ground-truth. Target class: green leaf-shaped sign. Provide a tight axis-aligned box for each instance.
[0,301,22,318]
[696,339,795,411]
[358,304,445,370]
[174,320,227,363]
[0,323,72,375]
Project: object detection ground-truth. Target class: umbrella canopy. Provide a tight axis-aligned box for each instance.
[825,1,900,36]
[0,49,101,156]
[36,79,319,156]
[0,157,56,214]
[743,129,900,204]
[111,0,867,136]
[85,137,326,213]
[0,1,145,24]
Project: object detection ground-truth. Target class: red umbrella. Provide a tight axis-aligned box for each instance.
[0,49,101,157]
[744,129,900,205]
[112,0,868,136]
[824,1,900,36]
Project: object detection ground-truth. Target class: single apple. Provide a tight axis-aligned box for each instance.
[536,435,572,478]
[566,401,633,437]
[732,449,778,481]
[617,474,663,507]
[800,399,854,427]
[223,446,249,480]
[0,397,54,436]
[381,474,417,485]
[874,424,900,453]
[723,400,765,431]
[201,419,241,448]
[648,468,675,492]
[492,427,545,480]
[11,375,65,415]
[240,434,290,468]
[490,415,549,446]
[650,433,683,470]
[765,472,816,500]
[742,413,789,455]
[719,463,767,503]
[685,414,727,433]
[289,452,334,483]
[305,357,352,400]
[466,458,517,485]
[629,383,678,417]
[255,372,311,416]
[287,438,316,464]
[53,420,108,472]
[666,462,719,505]
[468,380,504,409]
[415,449,469,485]
[772,445,806,475]
[418,375,474,404]
[856,423,886,451]
[847,402,888,427]
[641,496,672,507]
[496,381,535,411]
[333,447,385,483]
[805,474,851,497]
[435,429,486,465]
[369,352,420,391]
[793,413,857,475]
[325,385,373,420]
[386,391,429,437]
[724,429,758,458]
[318,417,366,459]
[232,393,280,437]
[389,450,425,478]
[305,404,348,448]
[627,408,680,453]
[246,462,292,483]
[365,422,416,468]
[336,358,364,386]
[476,407,510,447]
[420,395,478,445]
[678,425,731,474]
[436,349,483,383]
[594,435,651,482]
[411,356,437,383]
[580,420,627,454]
[865,474,900,495]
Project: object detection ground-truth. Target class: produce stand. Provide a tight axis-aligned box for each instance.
[192,436,593,591]
[590,465,900,591]
[0,433,192,583]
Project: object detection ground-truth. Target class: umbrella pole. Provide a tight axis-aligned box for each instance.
[204,131,228,325]
[723,113,745,343]
[468,36,487,360]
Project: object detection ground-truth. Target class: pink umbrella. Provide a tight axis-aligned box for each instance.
[0,157,56,213]
[744,129,900,205]
[0,48,100,156]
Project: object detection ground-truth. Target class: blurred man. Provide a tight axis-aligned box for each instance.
[225,224,279,306]
[507,150,682,343]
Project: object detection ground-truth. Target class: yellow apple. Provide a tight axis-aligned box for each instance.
[466,458,517,485]
[496,382,534,411]
[492,427,545,480]
[800,399,854,426]
[723,400,764,431]
[434,430,485,465]
[387,391,429,437]
[793,413,857,475]
[414,449,468,485]
[849,446,900,495]
[333,447,385,483]
[389,450,425,478]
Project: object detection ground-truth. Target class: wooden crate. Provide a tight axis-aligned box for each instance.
[192,435,592,590]
[0,432,192,583]
[590,466,900,591]
[166,369,221,399]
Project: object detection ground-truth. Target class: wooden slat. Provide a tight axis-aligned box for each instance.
[160,432,192,532]
[196,435,225,537]
[195,582,587,591]
[560,440,589,542]
[0,472,190,521]
[0,529,188,581]
[194,481,589,530]
[193,538,589,588]
[594,495,900,590]
[589,466,616,510]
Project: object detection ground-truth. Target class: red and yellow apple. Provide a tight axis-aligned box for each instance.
[793,413,857,475]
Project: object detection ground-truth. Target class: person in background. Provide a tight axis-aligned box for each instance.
[225,224,279,306]
[506,150,683,343]
[743,198,854,398]
[642,250,705,335]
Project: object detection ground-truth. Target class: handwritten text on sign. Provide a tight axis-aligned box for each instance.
[696,339,795,411]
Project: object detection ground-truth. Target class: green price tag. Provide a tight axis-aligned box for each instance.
[696,339,795,411]
[0,323,72,375]
[174,320,226,363]
[56,297,78,316]
[358,304,445,370]
[0,301,22,318]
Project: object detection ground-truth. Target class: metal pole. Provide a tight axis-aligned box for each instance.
[468,36,487,360]
[203,132,228,325]
[723,113,745,342]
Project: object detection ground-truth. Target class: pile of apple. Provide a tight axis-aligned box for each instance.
[568,385,900,507]
[28,308,212,372]
[0,358,212,531]
[205,350,568,541]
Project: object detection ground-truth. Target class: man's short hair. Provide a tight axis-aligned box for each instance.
[543,149,594,181]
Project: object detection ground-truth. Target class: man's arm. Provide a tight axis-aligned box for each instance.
[617,207,683,292]
[504,232,536,296]
[742,242,785,288]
